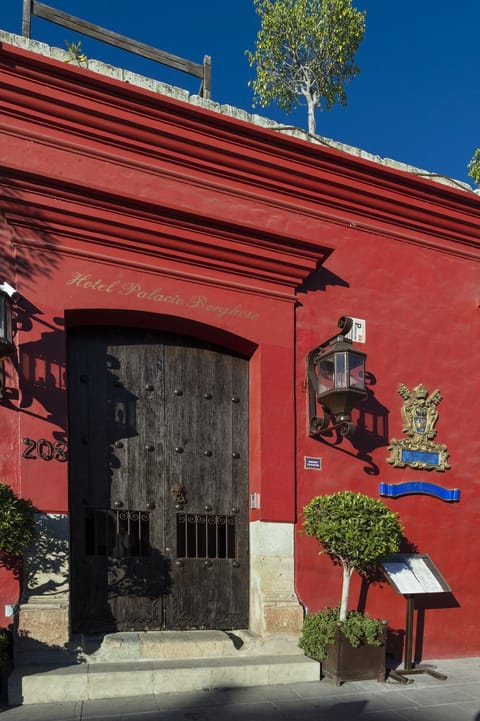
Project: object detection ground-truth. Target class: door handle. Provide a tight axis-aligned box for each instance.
[170,484,186,506]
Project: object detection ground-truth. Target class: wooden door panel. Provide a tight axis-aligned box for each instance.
[164,343,249,629]
[69,329,113,631]
[69,328,167,631]
[68,327,248,633]
[106,334,168,630]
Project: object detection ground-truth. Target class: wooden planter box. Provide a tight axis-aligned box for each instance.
[321,624,387,685]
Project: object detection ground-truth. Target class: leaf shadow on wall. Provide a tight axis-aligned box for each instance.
[0,194,60,287]
[23,514,69,595]
[0,186,64,432]
[75,547,173,636]
[4,311,67,443]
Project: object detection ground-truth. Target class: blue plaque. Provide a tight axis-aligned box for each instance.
[401,449,440,466]
[379,481,460,502]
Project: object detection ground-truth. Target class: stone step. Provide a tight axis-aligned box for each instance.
[13,630,304,667]
[9,653,321,705]
[73,630,303,663]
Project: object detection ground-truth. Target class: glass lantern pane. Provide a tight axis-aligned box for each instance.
[0,297,6,341]
[0,294,13,346]
[334,352,348,389]
[5,303,12,344]
[349,353,365,390]
[318,358,335,393]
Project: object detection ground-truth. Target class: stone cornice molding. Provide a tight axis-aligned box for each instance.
[0,41,479,275]
[2,171,328,294]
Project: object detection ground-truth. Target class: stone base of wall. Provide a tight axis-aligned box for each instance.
[249,521,304,638]
[15,597,72,664]
[262,593,304,636]
[14,518,303,664]
[14,514,72,664]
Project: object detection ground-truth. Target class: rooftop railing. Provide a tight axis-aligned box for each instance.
[21,0,211,98]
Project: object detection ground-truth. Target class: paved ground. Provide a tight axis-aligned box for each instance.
[0,658,479,721]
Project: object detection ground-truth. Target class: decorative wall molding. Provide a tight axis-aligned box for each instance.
[379,482,460,503]
[387,384,451,472]
[0,40,479,268]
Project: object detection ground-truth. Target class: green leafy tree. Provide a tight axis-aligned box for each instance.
[468,148,480,185]
[0,484,37,673]
[0,483,37,558]
[0,628,10,671]
[302,491,403,621]
[246,0,366,135]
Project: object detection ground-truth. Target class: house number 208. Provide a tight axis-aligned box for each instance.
[22,437,68,462]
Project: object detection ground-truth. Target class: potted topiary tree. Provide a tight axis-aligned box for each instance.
[299,490,403,684]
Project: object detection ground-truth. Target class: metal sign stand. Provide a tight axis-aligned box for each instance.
[388,595,447,684]
[381,554,450,684]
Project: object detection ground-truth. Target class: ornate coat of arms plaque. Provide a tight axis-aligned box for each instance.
[387,384,450,472]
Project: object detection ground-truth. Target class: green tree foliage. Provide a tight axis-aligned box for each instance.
[0,628,10,670]
[0,483,37,557]
[64,40,88,66]
[246,0,366,135]
[302,491,403,620]
[299,606,385,660]
[468,148,480,185]
[0,485,37,672]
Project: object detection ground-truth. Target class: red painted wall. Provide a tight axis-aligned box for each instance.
[295,228,479,658]
[0,39,479,658]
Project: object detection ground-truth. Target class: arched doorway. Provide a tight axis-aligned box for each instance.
[67,326,249,632]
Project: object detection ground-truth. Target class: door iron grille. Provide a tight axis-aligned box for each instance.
[176,513,236,559]
[85,509,151,557]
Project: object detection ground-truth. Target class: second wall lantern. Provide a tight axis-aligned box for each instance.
[307,316,367,438]
[0,283,18,359]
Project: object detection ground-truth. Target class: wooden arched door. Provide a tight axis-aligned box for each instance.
[68,327,249,632]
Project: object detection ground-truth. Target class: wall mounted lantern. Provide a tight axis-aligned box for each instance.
[307,316,367,438]
[0,282,20,401]
[0,283,18,359]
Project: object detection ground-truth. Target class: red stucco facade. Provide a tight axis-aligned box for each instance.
[0,37,479,662]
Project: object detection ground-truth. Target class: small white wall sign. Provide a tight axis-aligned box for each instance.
[346,317,366,343]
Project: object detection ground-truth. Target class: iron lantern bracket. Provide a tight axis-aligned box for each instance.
[306,316,365,439]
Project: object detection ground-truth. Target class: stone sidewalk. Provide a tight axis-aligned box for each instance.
[1,657,479,721]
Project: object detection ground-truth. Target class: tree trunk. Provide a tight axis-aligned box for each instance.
[307,96,316,135]
[339,564,353,621]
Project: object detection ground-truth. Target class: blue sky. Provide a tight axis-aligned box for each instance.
[2,1,479,186]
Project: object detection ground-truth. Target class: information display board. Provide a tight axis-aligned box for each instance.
[382,554,451,595]
[381,554,451,683]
